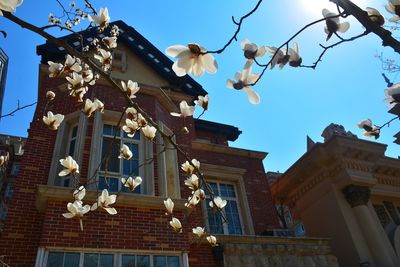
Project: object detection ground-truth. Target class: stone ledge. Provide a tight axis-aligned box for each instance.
[192,141,267,159]
[35,184,187,212]
[214,234,332,246]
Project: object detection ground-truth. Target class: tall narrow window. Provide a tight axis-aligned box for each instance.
[62,125,78,187]
[206,182,243,235]
[99,124,142,193]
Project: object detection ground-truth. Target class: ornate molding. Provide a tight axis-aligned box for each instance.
[342,184,371,208]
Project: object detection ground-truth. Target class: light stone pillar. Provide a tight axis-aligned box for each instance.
[343,185,398,267]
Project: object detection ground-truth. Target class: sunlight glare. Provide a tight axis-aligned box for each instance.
[299,0,371,17]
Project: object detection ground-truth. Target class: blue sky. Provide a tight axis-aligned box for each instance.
[0,0,398,172]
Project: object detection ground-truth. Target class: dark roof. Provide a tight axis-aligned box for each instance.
[36,20,207,98]
[194,119,242,141]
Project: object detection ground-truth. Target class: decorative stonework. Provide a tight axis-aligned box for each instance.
[342,184,371,208]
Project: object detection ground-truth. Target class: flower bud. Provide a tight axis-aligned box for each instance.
[46,91,56,101]
[181,127,189,135]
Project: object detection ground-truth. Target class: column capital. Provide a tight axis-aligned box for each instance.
[342,184,370,208]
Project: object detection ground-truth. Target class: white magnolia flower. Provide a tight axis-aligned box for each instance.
[166,43,218,77]
[66,72,87,100]
[121,176,142,192]
[185,193,201,208]
[119,144,133,160]
[88,7,110,29]
[142,125,157,141]
[59,156,79,176]
[122,118,139,137]
[0,155,5,166]
[226,62,260,104]
[266,47,289,70]
[43,111,64,130]
[137,113,147,128]
[83,98,98,117]
[102,36,117,49]
[73,186,86,201]
[366,7,385,26]
[357,119,380,139]
[184,174,199,190]
[240,39,267,60]
[170,217,182,233]
[194,95,209,110]
[121,80,140,99]
[286,43,302,67]
[48,61,63,77]
[192,227,205,238]
[209,196,227,210]
[0,0,23,16]
[194,189,206,200]
[94,48,112,71]
[94,98,104,112]
[164,198,174,215]
[82,69,94,84]
[63,55,82,74]
[322,9,350,41]
[62,200,91,231]
[126,107,138,119]
[181,159,200,175]
[207,235,217,246]
[170,100,195,117]
[386,0,400,22]
[385,83,400,103]
[91,189,117,215]
[46,90,56,101]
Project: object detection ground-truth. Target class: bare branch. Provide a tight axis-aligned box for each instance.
[0,101,36,119]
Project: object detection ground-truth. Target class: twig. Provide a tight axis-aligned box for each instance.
[0,101,36,119]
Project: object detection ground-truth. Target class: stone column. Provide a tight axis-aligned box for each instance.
[343,185,398,267]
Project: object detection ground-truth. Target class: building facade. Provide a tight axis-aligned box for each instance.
[271,124,400,267]
[0,48,8,118]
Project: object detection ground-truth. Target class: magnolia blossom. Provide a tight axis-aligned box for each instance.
[94,98,104,112]
[207,235,217,246]
[62,200,91,231]
[0,155,7,166]
[94,48,112,71]
[386,0,400,22]
[366,7,385,26]
[59,156,79,176]
[137,113,147,128]
[63,55,82,74]
[170,217,182,233]
[88,7,110,29]
[184,174,199,191]
[185,192,201,208]
[83,99,98,117]
[141,125,157,141]
[194,95,209,110]
[286,43,302,67]
[164,198,174,215]
[43,111,64,130]
[121,80,140,99]
[126,107,138,120]
[0,0,23,16]
[240,39,267,60]
[119,144,133,160]
[385,83,400,103]
[82,68,94,84]
[265,47,289,69]
[91,189,117,215]
[166,43,217,77]
[66,72,87,101]
[73,186,86,201]
[121,176,142,192]
[181,159,200,175]
[170,100,195,117]
[122,118,139,137]
[209,196,227,210]
[192,227,205,238]
[357,119,380,139]
[322,9,350,41]
[102,36,117,49]
[48,61,63,77]
[46,90,56,101]
[226,63,260,105]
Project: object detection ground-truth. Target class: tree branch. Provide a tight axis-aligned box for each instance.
[0,101,36,119]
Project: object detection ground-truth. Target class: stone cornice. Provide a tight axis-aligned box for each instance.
[214,234,332,246]
[201,163,247,179]
[191,140,267,160]
[35,185,187,212]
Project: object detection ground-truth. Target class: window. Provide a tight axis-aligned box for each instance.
[42,251,183,267]
[98,124,142,194]
[61,125,78,187]
[205,182,243,235]
[10,162,20,176]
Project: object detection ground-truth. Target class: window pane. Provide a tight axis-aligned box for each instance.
[122,255,135,267]
[101,137,120,172]
[99,177,119,192]
[64,253,80,267]
[226,200,242,235]
[47,252,63,267]
[136,255,150,267]
[68,139,76,156]
[154,256,166,267]
[71,126,78,138]
[123,130,140,140]
[123,143,139,176]
[220,184,235,198]
[205,183,218,196]
[167,256,180,267]
[103,124,117,136]
[206,199,224,234]
[63,177,71,187]
[99,254,113,267]
[83,253,98,267]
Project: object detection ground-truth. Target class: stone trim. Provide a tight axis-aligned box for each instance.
[342,184,371,208]
[192,141,267,160]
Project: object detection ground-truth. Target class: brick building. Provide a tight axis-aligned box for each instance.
[0,21,284,267]
[0,48,8,118]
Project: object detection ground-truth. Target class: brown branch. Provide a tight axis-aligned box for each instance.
[0,101,36,119]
